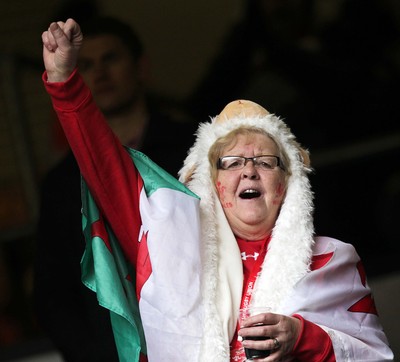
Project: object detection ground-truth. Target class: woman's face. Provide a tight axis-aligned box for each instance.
[215,133,286,240]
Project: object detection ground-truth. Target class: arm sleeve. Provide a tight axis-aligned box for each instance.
[292,314,336,361]
[43,69,140,267]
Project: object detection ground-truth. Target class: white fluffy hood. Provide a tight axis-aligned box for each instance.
[178,100,315,360]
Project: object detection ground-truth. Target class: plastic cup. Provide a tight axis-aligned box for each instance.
[239,306,272,360]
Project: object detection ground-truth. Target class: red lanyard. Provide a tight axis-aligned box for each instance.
[230,236,270,360]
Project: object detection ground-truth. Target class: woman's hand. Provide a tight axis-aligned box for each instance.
[238,311,301,361]
[42,18,83,82]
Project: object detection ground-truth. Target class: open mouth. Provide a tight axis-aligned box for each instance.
[239,189,261,199]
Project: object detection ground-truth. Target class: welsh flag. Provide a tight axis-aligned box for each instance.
[80,149,204,362]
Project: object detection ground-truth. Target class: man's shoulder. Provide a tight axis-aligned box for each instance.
[145,106,197,147]
[143,105,198,176]
[149,106,197,131]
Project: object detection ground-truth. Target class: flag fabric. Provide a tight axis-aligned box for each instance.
[80,180,146,361]
[80,149,204,362]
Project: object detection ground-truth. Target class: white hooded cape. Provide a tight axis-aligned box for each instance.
[178,100,393,361]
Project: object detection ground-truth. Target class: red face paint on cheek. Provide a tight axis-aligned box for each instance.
[216,181,225,196]
[276,183,285,196]
[216,181,233,208]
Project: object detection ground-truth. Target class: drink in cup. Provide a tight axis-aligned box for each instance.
[239,306,272,360]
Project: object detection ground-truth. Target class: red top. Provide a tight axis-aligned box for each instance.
[231,237,336,361]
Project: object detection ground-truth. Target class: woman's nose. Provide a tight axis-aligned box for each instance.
[242,162,259,179]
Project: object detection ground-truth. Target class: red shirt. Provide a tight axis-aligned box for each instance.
[231,236,335,361]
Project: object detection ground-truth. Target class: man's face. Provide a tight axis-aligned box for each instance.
[77,34,146,115]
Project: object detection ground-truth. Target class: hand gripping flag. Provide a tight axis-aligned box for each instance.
[80,149,204,362]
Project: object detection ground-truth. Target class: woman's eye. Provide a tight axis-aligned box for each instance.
[260,161,272,169]
[227,161,240,168]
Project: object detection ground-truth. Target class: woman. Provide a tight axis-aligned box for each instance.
[41,19,393,361]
